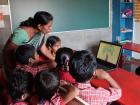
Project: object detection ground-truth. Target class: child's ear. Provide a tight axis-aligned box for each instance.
[21,94,26,101]
[49,43,52,47]
[93,70,96,76]
[21,94,25,100]
[21,93,29,101]
[37,24,42,30]
[28,58,35,65]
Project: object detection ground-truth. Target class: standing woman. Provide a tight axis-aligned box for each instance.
[2,11,54,80]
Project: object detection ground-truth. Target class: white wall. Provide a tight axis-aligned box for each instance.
[50,28,112,52]
[133,22,140,59]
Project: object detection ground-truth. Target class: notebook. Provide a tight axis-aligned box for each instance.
[96,40,122,70]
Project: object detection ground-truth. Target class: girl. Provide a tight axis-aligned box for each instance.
[55,47,75,84]
[39,36,61,61]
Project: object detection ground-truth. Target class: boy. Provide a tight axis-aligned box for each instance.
[15,44,55,77]
[33,69,79,105]
[8,68,33,105]
[69,50,122,105]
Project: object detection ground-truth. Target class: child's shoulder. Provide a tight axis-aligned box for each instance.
[14,101,29,105]
[30,94,65,105]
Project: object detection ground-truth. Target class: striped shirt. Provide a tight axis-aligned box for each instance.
[77,82,122,105]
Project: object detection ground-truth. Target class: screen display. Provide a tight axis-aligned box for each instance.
[97,42,121,65]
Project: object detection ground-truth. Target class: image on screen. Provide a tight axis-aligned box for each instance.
[97,42,121,65]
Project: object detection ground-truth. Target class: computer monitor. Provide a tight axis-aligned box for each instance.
[96,40,122,68]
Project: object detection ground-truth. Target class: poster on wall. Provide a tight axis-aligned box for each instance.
[0,5,10,28]
[0,13,4,28]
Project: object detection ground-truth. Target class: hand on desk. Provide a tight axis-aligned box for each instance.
[93,69,121,89]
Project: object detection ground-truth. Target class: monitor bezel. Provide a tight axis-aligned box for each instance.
[96,40,122,68]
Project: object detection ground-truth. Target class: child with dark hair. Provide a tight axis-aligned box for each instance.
[69,50,122,105]
[46,36,61,57]
[55,47,75,84]
[15,44,37,65]
[15,44,54,77]
[33,69,79,105]
[7,68,33,105]
[39,35,61,61]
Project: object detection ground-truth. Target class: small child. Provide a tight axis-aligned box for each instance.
[15,44,55,77]
[39,36,61,61]
[33,69,79,105]
[55,47,75,84]
[69,50,122,105]
[7,68,33,105]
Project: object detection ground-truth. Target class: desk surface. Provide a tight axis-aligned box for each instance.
[91,68,140,105]
[122,42,140,53]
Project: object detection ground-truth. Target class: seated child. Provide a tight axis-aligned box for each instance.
[55,47,75,84]
[39,36,61,61]
[7,68,33,105]
[69,50,122,105]
[15,44,55,77]
[33,69,79,105]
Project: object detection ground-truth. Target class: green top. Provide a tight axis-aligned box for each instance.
[11,28,45,50]
[11,28,29,45]
[27,32,44,50]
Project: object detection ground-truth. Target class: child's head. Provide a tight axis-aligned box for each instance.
[69,50,97,83]
[55,47,73,71]
[15,44,38,65]
[35,70,59,100]
[8,68,33,101]
[46,36,61,54]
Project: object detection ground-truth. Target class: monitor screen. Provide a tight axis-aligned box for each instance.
[97,41,121,65]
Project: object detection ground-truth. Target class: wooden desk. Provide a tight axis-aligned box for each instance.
[122,42,140,53]
[91,68,140,105]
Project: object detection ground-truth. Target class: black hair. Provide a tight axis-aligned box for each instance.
[55,47,73,71]
[34,11,53,27]
[0,83,3,93]
[8,68,33,101]
[135,66,140,76]
[69,50,97,83]
[46,36,61,48]
[35,69,59,101]
[19,17,36,28]
[0,83,4,105]
[15,44,35,64]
